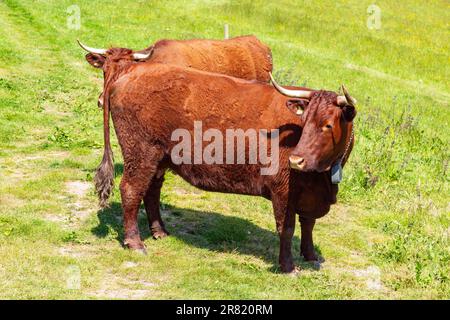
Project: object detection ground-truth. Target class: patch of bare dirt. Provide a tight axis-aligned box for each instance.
[43,214,68,224]
[353,266,385,291]
[43,102,72,117]
[65,181,95,222]
[0,151,71,185]
[121,261,138,269]
[66,181,90,198]
[12,151,70,164]
[0,194,24,209]
[58,245,95,258]
[88,273,156,299]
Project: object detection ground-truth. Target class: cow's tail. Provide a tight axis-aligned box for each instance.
[94,91,114,208]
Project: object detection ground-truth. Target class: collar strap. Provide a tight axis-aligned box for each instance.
[339,124,354,164]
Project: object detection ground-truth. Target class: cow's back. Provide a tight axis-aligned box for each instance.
[149,35,272,82]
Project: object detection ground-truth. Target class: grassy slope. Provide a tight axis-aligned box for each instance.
[0,0,448,299]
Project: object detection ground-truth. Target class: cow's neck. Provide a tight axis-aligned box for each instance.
[289,170,339,218]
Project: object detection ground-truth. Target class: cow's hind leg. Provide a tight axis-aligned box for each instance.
[120,151,163,253]
[299,217,319,262]
[143,170,169,239]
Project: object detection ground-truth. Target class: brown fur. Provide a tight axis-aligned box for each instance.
[147,35,273,81]
[89,55,356,272]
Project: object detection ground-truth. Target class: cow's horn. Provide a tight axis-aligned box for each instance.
[77,39,107,55]
[337,84,357,106]
[269,73,312,99]
[132,52,152,60]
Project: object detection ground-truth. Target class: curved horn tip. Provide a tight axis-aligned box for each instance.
[132,52,152,60]
[77,40,107,55]
[341,84,357,105]
[269,72,312,99]
[341,84,350,95]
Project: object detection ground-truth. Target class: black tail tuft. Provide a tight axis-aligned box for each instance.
[94,147,114,208]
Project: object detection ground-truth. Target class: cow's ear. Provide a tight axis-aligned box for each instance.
[286,99,308,116]
[342,105,356,122]
[85,53,105,69]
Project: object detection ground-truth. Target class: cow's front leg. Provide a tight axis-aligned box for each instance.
[299,217,319,261]
[273,196,296,274]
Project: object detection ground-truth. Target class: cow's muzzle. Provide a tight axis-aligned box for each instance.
[289,155,306,171]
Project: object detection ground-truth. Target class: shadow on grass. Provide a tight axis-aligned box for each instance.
[92,201,323,272]
[114,163,123,176]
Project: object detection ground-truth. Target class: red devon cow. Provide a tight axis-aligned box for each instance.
[86,49,356,274]
[78,35,272,107]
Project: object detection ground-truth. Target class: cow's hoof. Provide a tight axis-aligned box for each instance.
[286,266,300,277]
[124,238,147,254]
[280,263,297,275]
[152,228,169,240]
[130,247,147,255]
[310,261,321,270]
[301,251,323,262]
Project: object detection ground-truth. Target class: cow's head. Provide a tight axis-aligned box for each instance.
[78,40,153,107]
[270,74,356,173]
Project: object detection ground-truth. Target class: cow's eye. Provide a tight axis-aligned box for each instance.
[325,124,332,129]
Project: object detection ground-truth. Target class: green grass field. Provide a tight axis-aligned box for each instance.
[0,0,448,299]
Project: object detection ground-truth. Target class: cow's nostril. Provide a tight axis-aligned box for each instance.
[289,156,304,165]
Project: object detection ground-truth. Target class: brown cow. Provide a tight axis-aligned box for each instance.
[88,50,356,274]
[78,35,272,107]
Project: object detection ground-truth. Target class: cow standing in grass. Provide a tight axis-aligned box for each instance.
[81,48,356,274]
